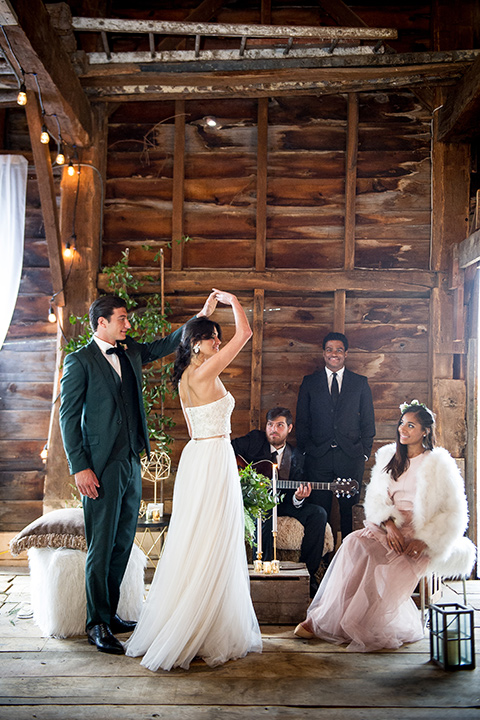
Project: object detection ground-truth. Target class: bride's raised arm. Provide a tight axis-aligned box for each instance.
[194,289,252,381]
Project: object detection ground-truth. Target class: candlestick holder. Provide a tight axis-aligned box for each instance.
[253,550,263,573]
[272,531,280,573]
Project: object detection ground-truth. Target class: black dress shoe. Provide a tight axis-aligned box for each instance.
[87,623,124,654]
[110,615,137,634]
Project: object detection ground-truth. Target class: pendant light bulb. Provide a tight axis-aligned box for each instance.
[64,242,73,259]
[17,84,27,106]
[67,161,75,177]
[40,444,48,461]
[40,125,49,144]
[56,146,65,165]
[48,304,56,323]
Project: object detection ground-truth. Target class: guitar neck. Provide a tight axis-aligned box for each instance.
[277,481,335,491]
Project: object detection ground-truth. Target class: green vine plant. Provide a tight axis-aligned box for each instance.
[239,463,283,548]
[63,247,176,450]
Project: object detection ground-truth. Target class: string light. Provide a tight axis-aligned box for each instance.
[204,116,217,127]
[16,83,27,106]
[40,444,48,462]
[55,144,65,165]
[40,124,49,144]
[48,302,56,323]
[63,241,73,259]
[67,160,75,176]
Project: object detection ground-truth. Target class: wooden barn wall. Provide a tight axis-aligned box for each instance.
[0,109,57,532]
[104,91,432,498]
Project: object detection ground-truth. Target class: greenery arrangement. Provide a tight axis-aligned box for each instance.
[239,463,281,547]
[63,248,175,449]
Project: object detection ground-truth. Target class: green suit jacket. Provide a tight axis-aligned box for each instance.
[60,324,187,478]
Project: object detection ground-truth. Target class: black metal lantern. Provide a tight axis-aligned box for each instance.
[429,602,475,671]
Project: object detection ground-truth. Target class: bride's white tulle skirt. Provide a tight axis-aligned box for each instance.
[125,437,262,671]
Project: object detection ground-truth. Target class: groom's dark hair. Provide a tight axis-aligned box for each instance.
[89,295,127,332]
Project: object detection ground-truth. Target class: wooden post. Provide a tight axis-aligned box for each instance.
[256,98,268,272]
[250,288,265,430]
[333,289,346,334]
[43,104,108,512]
[344,93,358,271]
[172,99,186,271]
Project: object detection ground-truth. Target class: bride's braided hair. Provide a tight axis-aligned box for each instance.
[171,317,222,389]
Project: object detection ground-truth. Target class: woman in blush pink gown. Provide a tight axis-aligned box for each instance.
[294,401,475,652]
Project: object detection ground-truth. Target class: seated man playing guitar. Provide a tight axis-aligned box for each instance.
[232,407,329,598]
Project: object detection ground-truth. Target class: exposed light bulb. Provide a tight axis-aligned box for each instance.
[48,304,56,323]
[67,161,75,176]
[64,242,73,259]
[56,146,65,165]
[17,84,27,106]
[204,116,217,127]
[40,124,49,144]
[40,444,48,461]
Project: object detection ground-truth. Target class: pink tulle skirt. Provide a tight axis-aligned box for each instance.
[305,522,429,652]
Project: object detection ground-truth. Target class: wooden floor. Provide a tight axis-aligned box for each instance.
[0,567,479,720]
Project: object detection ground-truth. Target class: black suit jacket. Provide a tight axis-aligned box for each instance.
[231,430,304,509]
[295,367,375,461]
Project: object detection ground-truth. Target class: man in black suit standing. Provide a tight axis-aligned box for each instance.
[232,407,328,597]
[295,332,375,540]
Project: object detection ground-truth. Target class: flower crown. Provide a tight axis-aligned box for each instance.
[399,399,432,416]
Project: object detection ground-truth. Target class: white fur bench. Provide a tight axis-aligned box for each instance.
[10,508,146,638]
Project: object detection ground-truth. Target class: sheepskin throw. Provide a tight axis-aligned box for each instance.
[9,508,87,556]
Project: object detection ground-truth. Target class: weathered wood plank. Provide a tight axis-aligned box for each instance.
[0,471,45,501]
[0,349,56,382]
[2,709,480,720]
[0,501,43,531]
[0,411,50,441]
[0,382,53,410]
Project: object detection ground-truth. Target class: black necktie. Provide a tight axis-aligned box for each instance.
[106,345,125,356]
[271,450,278,464]
[331,372,339,404]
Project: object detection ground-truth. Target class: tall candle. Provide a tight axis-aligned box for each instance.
[272,464,278,532]
[257,513,262,556]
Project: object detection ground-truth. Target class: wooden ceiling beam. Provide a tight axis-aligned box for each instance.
[0,0,92,146]
[97,268,437,296]
[317,0,436,110]
[25,90,65,306]
[80,60,471,101]
[436,54,480,142]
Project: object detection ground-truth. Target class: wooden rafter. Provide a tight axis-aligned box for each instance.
[80,59,473,102]
[436,54,480,142]
[318,0,434,110]
[24,90,65,306]
[0,0,92,146]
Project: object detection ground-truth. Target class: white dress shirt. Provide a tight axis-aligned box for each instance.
[93,335,122,378]
[325,365,345,393]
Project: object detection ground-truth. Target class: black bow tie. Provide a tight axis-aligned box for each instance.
[106,345,125,356]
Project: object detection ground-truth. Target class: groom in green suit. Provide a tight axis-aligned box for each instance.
[60,293,215,654]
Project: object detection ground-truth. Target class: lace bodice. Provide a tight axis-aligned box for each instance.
[184,392,235,439]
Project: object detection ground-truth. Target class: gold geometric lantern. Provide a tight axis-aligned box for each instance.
[140,449,171,505]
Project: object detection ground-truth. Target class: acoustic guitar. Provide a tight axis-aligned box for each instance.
[236,455,359,499]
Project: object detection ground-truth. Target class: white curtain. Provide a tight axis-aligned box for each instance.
[0,155,28,350]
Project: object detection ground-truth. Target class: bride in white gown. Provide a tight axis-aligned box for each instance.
[125,289,262,671]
